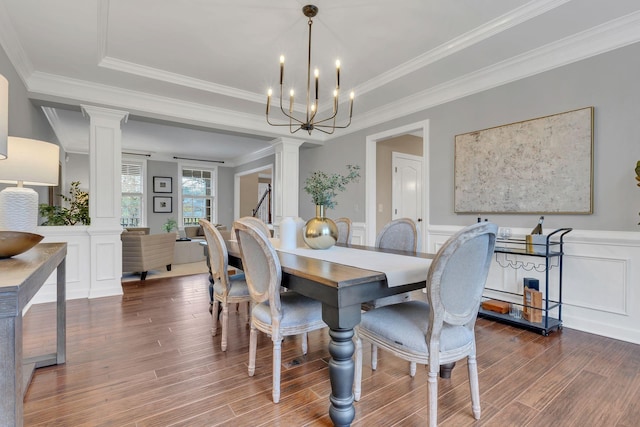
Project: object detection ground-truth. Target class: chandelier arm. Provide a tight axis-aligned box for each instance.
[277,85,304,124]
[316,118,352,130]
[311,110,339,126]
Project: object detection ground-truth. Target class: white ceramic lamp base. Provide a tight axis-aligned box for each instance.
[0,186,38,232]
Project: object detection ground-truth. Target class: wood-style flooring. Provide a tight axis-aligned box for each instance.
[22,273,640,426]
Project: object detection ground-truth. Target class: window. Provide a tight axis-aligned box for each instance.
[181,167,215,225]
[121,162,144,227]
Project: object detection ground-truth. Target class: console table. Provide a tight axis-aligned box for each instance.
[0,242,67,427]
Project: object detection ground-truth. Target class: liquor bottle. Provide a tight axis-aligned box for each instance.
[530,216,544,235]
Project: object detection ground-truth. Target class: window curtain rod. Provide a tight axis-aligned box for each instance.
[173,156,224,164]
[123,152,151,157]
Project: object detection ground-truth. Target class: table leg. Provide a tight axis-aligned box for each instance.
[56,258,66,364]
[328,327,356,427]
[440,362,456,378]
[0,315,22,426]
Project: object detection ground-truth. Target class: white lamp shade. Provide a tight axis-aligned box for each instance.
[0,75,7,160]
[0,137,59,232]
[0,137,59,185]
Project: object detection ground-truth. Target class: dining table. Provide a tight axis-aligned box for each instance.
[223,237,435,427]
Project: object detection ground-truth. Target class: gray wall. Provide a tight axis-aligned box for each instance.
[147,160,178,234]
[217,165,234,228]
[0,44,59,205]
[299,42,640,232]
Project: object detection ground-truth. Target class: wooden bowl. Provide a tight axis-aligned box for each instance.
[0,231,44,258]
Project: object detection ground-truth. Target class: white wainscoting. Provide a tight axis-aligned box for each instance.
[428,225,640,344]
[29,226,124,306]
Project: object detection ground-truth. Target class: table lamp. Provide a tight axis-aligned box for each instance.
[0,137,59,232]
[0,75,7,159]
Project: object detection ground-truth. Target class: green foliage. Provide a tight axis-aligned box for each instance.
[39,181,90,226]
[162,218,178,233]
[303,164,360,210]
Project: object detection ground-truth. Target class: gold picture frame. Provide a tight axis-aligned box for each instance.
[454,107,594,214]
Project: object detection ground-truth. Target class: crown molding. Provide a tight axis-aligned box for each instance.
[0,1,34,84]
[230,144,276,166]
[27,71,323,142]
[99,56,264,105]
[345,10,640,137]
[97,0,110,62]
[355,0,571,97]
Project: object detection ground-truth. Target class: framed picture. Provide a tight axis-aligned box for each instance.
[153,176,172,193]
[153,196,172,213]
[454,106,593,214]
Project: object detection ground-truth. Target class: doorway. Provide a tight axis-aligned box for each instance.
[365,120,430,247]
[234,164,274,224]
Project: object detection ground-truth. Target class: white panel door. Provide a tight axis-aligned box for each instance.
[392,152,423,224]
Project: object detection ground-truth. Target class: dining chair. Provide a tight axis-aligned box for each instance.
[233,218,326,403]
[364,217,422,309]
[199,219,251,352]
[237,216,272,237]
[354,221,498,426]
[375,217,421,252]
[334,217,352,244]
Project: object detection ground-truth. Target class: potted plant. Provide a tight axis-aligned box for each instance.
[302,164,360,249]
[39,181,90,225]
[162,218,178,234]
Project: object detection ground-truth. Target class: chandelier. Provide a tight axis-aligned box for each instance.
[266,4,354,135]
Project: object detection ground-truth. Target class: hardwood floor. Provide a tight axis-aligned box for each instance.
[23,273,640,426]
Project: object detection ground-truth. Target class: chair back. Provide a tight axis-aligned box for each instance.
[334,217,352,244]
[237,216,271,237]
[427,222,497,334]
[199,219,230,293]
[233,219,282,315]
[375,218,421,252]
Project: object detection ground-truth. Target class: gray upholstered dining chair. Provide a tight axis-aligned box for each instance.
[334,217,352,244]
[354,221,498,426]
[233,218,326,403]
[365,217,421,309]
[199,219,251,352]
[375,217,421,252]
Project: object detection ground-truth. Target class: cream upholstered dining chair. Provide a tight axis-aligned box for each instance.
[354,221,498,426]
[233,218,326,403]
[333,217,352,244]
[199,219,251,352]
[237,216,272,237]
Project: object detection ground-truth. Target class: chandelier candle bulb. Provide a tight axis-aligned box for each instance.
[289,90,294,113]
[279,56,284,84]
[266,89,272,114]
[349,92,354,116]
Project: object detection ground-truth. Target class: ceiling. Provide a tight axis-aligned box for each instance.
[1,0,639,166]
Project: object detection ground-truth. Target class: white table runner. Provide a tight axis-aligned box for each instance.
[275,240,431,287]
[227,239,432,287]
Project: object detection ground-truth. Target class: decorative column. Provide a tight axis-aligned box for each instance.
[271,138,303,226]
[81,105,129,299]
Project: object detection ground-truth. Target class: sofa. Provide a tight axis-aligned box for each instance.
[121,231,176,280]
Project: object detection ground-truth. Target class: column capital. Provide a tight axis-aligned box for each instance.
[270,137,303,151]
[81,105,129,124]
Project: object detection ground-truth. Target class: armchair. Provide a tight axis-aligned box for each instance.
[121,232,176,280]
